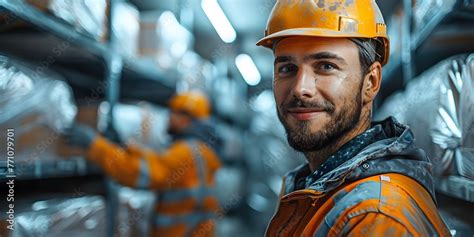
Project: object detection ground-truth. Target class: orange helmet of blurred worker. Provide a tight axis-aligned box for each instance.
[256,0,390,65]
[169,91,211,120]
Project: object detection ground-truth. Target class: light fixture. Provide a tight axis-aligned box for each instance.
[201,0,236,43]
[235,54,261,86]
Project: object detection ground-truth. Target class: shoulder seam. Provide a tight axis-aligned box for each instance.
[337,210,413,236]
[378,178,425,233]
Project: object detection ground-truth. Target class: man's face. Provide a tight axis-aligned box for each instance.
[168,111,189,134]
[273,36,365,152]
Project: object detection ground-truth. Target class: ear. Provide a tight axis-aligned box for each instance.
[362,61,382,104]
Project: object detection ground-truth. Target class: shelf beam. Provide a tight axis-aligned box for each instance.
[0,0,110,58]
[0,0,175,103]
[436,176,474,203]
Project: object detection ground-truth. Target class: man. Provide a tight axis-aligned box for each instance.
[63,91,221,237]
[256,1,451,236]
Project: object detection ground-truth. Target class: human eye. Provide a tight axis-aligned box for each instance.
[276,64,298,77]
[316,62,338,72]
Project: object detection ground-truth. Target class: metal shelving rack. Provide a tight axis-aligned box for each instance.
[381,0,474,101]
[0,158,101,180]
[380,0,474,204]
[0,0,176,236]
[0,0,175,105]
[436,176,474,203]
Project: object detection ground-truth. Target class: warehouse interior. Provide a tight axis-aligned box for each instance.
[0,0,473,236]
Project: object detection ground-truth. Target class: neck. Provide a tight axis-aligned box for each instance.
[304,113,372,172]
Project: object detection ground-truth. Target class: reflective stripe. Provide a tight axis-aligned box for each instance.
[184,140,209,236]
[154,212,216,227]
[160,187,216,202]
[188,140,208,205]
[135,158,150,189]
[157,140,214,203]
[314,181,381,237]
[155,140,215,237]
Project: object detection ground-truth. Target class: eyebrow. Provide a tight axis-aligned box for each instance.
[274,52,347,66]
[274,56,294,66]
[304,52,347,65]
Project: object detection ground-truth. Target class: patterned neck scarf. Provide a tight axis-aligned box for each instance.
[294,124,387,191]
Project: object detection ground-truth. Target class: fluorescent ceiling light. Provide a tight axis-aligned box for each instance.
[201,0,236,43]
[251,90,274,112]
[235,54,261,86]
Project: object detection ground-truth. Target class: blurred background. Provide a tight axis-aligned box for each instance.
[0,0,473,236]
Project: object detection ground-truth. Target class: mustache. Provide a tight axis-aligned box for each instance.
[282,98,335,113]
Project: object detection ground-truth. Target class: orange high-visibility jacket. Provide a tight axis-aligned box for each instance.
[86,123,221,237]
[266,117,451,237]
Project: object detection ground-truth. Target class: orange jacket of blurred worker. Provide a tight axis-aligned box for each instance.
[64,92,222,237]
[257,1,451,236]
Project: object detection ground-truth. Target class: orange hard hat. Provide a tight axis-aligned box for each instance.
[169,91,211,120]
[256,0,390,66]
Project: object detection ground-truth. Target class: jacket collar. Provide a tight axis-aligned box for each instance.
[283,117,436,202]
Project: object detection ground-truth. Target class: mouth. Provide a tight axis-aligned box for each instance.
[287,108,325,121]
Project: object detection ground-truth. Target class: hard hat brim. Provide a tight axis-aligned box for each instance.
[256,27,389,66]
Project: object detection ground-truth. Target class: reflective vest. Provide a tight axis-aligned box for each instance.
[88,136,221,237]
[152,140,219,237]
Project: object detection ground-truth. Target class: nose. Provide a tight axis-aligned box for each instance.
[292,65,317,99]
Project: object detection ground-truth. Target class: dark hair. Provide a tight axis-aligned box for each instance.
[350,38,384,75]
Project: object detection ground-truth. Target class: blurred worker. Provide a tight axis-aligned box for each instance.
[62,91,222,237]
[257,1,450,236]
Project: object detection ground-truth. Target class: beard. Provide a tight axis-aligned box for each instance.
[277,90,362,152]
